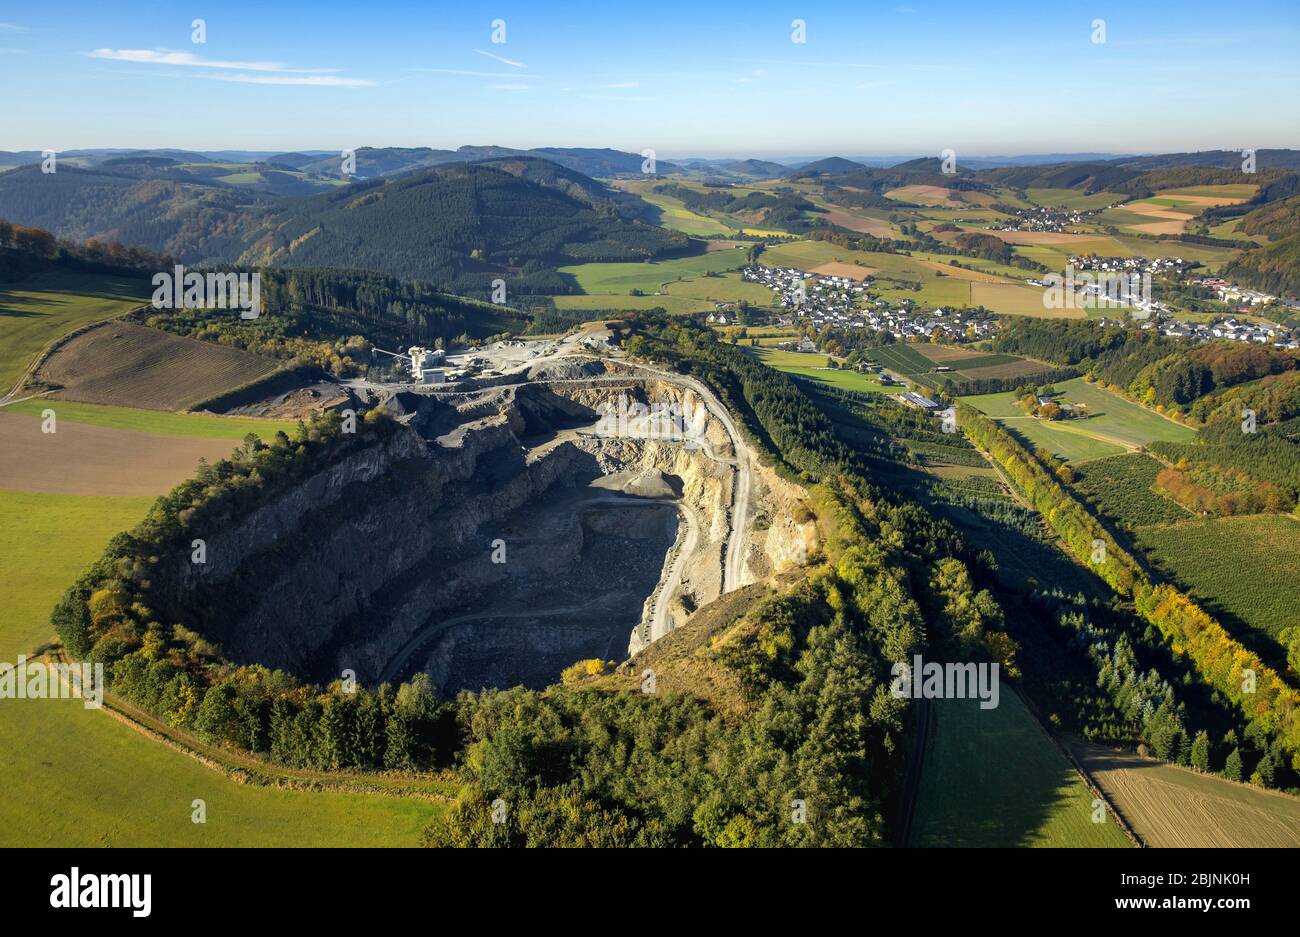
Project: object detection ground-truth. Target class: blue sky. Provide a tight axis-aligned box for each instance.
[2,0,1298,158]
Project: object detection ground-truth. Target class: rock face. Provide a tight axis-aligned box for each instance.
[149,375,814,694]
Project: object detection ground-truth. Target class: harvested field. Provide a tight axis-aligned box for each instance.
[1069,741,1300,848]
[970,281,1080,318]
[887,184,963,207]
[1130,219,1190,236]
[0,271,148,399]
[810,261,878,280]
[917,260,1003,282]
[974,229,1104,245]
[31,321,281,411]
[0,410,237,496]
[815,204,895,237]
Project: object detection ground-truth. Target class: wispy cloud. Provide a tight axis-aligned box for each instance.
[410,67,539,79]
[595,81,639,89]
[0,23,30,32]
[88,48,320,72]
[85,48,373,86]
[854,80,896,90]
[200,73,376,87]
[473,48,526,68]
[486,83,531,91]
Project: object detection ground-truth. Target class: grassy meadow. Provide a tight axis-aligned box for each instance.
[909,691,1132,848]
[0,487,440,846]
[0,271,149,395]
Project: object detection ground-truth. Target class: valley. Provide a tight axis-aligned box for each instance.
[2,137,1299,855]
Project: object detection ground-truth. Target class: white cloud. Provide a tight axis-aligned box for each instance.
[0,23,30,32]
[411,67,538,78]
[85,48,373,86]
[199,73,376,87]
[473,48,526,68]
[486,83,531,91]
[88,48,305,71]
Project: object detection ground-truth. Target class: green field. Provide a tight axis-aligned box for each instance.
[553,293,711,315]
[1,399,298,440]
[637,191,736,236]
[909,691,1132,847]
[870,343,937,380]
[963,378,1198,464]
[746,347,890,393]
[664,272,775,306]
[0,488,439,846]
[559,252,749,294]
[1071,453,1193,528]
[0,271,148,395]
[1024,188,1124,211]
[1134,514,1300,646]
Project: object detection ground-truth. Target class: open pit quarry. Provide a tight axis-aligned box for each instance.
[157,347,814,695]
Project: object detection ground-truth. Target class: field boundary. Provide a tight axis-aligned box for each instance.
[1011,687,1145,848]
[45,649,453,802]
[1,302,150,404]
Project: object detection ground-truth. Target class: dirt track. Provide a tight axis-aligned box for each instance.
[0,411,238,496]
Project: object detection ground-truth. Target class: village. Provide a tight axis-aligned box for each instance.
[735,263,998,343]
[992,204,1102,233]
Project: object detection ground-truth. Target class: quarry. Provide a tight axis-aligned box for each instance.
[157,334,814,696]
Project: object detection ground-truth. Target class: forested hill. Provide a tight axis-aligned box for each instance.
[0,158,687,297]
[235,161,687,293]
[0,164,269,260]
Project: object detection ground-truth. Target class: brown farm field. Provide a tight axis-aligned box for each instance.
[31,320,280,411]
[0,410,238,496]
[887,184,964,207]
[970,281,1080,318]
[810,261,878,279]
[1069,741,1300,848]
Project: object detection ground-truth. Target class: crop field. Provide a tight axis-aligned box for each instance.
[2,398,297,439]
[637,191,735,236]
[871,342,1056,386]
[33,320,281,411]
[1024,188,1125,211]
[1070,453,1192,528]
[885,184,965,207]
[552,293,711,315]
[0,488,437,847]
[909,692,1132,848]
[0,410,240,496]
[963,378,1197,464]
[869,343,937,379]
[746,347,890,393]
[0,271,149,397]
[1069,741,1300,848]
[663,272,775,305]
[558,251,749,294]
[1134,514,1300,644]
[969,281,1079,317]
